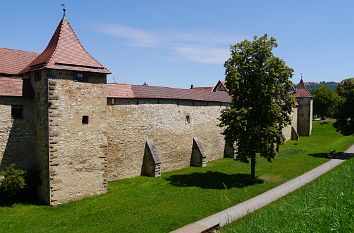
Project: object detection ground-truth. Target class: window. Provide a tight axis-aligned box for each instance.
[82,116,89,124]
[107,98,115,105]
[34,71,41,81]
[185,115,190,124]
[11,105,23,119]
[73,72,88,82]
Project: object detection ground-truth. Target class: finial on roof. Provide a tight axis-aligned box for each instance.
[61,3,66,17]
[300,73,303,81]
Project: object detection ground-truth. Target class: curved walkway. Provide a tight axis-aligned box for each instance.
[171,144,354,233]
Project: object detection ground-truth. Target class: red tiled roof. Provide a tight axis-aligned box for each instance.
[191,86,213,92]
[0,77,33,97]
[22,16,110,74]
[107,84,231,103]
[0,48,39,75]
[294,79,312,98]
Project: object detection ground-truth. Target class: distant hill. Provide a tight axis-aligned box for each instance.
[304,81,338,94]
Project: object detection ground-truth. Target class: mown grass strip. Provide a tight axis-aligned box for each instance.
[0,121,353,233]
[221,157,354,233]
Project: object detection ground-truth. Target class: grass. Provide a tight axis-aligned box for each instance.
[221,156,354,233]
[0,121,354,233]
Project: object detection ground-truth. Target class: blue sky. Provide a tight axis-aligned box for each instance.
[1,0,353,88]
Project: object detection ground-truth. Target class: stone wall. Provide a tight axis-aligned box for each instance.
[282,107,298,141]
[297,97,313,136]
[44,70,108,205]
[29,70,50,204]
[0,96,35,170]
[105,99,227,180]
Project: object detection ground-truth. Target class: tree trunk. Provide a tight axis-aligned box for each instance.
[250,154,256,181]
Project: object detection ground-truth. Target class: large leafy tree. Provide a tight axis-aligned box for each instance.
[220,35,295,180]
[312,85,340,119]
[334,78,354,135]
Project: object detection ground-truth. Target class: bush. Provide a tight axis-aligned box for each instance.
[0,164,26,203]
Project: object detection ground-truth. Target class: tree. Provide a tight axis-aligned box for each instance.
[0,164,26,204]
[312,85,340,119]
[220,35,295,180]
[334,78,354,135]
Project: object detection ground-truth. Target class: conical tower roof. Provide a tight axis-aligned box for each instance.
[294,78,312,98]
[22,16,110,74]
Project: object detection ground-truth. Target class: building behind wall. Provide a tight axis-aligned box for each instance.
[0,14,312,205]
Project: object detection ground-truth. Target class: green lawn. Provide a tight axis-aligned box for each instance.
[1,121,353,233]
[221,154,354,233]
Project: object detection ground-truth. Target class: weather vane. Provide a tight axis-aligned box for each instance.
[300,73,303,80]
[61,3,66,17]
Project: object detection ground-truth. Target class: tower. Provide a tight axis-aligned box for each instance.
[294,79,313,136]
[21,14,110,205]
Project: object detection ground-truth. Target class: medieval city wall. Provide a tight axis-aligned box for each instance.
[44,70,108,205]
[0,96,35,170]
[28,70,51,204]
[297,98,313,136]
[282,107,298,140]
[105,99,227,180]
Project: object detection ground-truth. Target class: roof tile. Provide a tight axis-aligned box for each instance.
[0,48,38,75]
[294,79,312,98]
[22,16,110,74]
[107,84,231,103]
[0,77,33,97]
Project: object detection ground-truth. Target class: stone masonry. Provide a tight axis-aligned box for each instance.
[0,15,313,205]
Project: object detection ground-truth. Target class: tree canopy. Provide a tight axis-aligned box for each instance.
[334,78,354,135]
[220,35,295,180]
[312,85,340,119]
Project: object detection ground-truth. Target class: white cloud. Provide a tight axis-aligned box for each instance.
[95,24,244,64]
[174,46,229,64]
[98,24,161,48]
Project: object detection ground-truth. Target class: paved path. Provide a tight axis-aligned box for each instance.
[171,144,354,233]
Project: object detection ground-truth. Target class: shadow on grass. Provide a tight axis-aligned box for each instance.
[309,152,353,160]
[165,172,264,189]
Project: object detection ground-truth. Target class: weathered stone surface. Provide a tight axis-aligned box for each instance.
[297,98,313,136]
[105,100,226,180]
[224,140,235,158]
[46,70,108,205]
[291,126,299,140]
[282,107,298,141]
[141,139,161,177]
[0,96,35,171]
[190,137,206,167]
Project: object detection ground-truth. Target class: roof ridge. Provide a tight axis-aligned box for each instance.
[0,47,39,54]
[46,17,64,69]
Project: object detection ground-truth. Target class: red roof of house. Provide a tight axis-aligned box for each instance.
[0,77,33,97]
[107,84,231,103]
[294,79,312,98]
[191,86,214,92]
[22,16,110,74]
[0,48,39,75]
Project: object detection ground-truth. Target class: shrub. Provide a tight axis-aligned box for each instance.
[0,164,26,203]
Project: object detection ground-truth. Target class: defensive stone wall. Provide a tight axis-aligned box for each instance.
[29,70,50,203]
[44,70,108,205]
[0,96,35,170]
[283,107,298,140]
[297,97,313,136]
[105,99,227,180]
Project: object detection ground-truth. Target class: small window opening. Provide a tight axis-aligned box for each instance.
[73,73,88,82]
[107,98,115,105]
[82,116,89,124]
[11,105,23,119]
[34,71,41,81]
[185,115,190,124]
